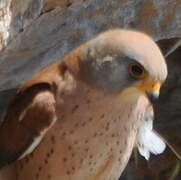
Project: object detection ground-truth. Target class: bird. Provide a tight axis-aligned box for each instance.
[0,29,167,180]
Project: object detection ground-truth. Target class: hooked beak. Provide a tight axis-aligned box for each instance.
[135,81,161,99]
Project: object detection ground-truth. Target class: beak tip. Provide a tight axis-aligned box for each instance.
[146,91,160,100]
[153,91,160,98]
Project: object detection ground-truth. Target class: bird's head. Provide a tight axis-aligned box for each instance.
[76,29,167,99]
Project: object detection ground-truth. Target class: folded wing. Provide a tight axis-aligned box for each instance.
[0,83,56,168]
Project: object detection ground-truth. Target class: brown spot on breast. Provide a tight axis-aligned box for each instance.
[90,167,93,172]
[124,139,128,146]
[19,162,23,170]
[47,151,51,158]
[81,122,86,127]
[50,135,55,144]
[68,145,72,150]
[86,99,91,104]
[100,114,105,119]
[30,152,34,159]
[124,126,128,132]
[99,132,103,136]
[80,158,84,164]
[61,132,66,138]
[47,174,52,179]
[74,122,79,127]
[99,153,103,157]
[128,112,131,118]
[71,153,75,157]
[38,166,42,172]
[15,171,19,179]
[25,156,29,163]
[105,142,109,146]
[63,157,67,162]
[93,132,97,137]
[85,140,89,144]
[74,140,78,144]
[44,159,48,164]
[66,170,70,175]
[106,122,110,128]
[50,148,54,154]
[71,105,79,113]
[60,115,64,120]
[69,130,74,134]
[35,173,39,179]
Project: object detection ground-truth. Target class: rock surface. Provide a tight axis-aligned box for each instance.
[0,0,181,91]
[0,0,11,50]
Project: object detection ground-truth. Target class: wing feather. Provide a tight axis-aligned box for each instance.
[0,83,56,168]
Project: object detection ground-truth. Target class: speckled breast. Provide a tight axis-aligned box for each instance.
[15,82,147,180]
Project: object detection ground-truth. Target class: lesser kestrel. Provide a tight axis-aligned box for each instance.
[0,29,167,180]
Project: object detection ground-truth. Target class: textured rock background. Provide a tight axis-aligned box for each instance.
[0,0,181,179]
[0,0,11,50]
[0,0,181,91]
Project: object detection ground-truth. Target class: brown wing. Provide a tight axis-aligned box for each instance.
[0,45,82,169]
[0,83,56,168]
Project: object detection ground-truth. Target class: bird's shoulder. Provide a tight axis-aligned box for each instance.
[0,59,77,168]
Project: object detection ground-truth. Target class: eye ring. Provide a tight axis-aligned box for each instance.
[129,63,146,79]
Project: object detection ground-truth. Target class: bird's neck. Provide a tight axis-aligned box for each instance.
[63,45,92,83]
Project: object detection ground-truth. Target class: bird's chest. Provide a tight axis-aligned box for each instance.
[15,84,142,180]
[54,85,140,179]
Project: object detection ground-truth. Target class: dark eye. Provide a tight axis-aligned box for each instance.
[129,63,147,79]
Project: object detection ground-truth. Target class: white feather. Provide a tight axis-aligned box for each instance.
[18,116,57,160]
[136,105,166,160]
